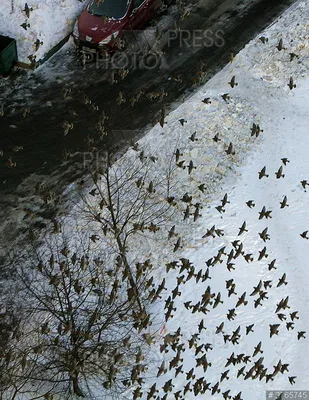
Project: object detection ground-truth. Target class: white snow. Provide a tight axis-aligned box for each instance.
[138,74,309,398]
[0,0,86,64]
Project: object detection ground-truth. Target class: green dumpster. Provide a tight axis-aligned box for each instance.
[0,36,17,76]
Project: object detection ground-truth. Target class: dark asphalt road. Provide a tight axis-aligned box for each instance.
[0,0,297,237]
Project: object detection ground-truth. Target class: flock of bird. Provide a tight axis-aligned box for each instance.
[19,3,44,67]
[146,190,306,399]
[134,36,307,400]
[1,12,306,399]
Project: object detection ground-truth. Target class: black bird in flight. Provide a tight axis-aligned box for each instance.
[258,166,269,179]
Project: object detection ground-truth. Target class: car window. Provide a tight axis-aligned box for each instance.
[132,0,145,9]
[88,0,130,18]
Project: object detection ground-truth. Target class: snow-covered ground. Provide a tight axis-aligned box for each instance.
[2,0,309,398]
[133,1,309,398]
[139,77,309,396]
[0,0,86,64]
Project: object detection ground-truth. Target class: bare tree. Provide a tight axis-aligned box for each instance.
[1,233,156,399]
[77,146,176,306]
[0,137,178,399]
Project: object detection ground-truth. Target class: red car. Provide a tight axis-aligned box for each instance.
[73,0,166,53]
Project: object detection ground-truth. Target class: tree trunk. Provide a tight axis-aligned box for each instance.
[72,375,84,397]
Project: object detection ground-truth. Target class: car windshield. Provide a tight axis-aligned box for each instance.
[88,0,129,18]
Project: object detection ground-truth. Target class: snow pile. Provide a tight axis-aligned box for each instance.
[0,0,86,64]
